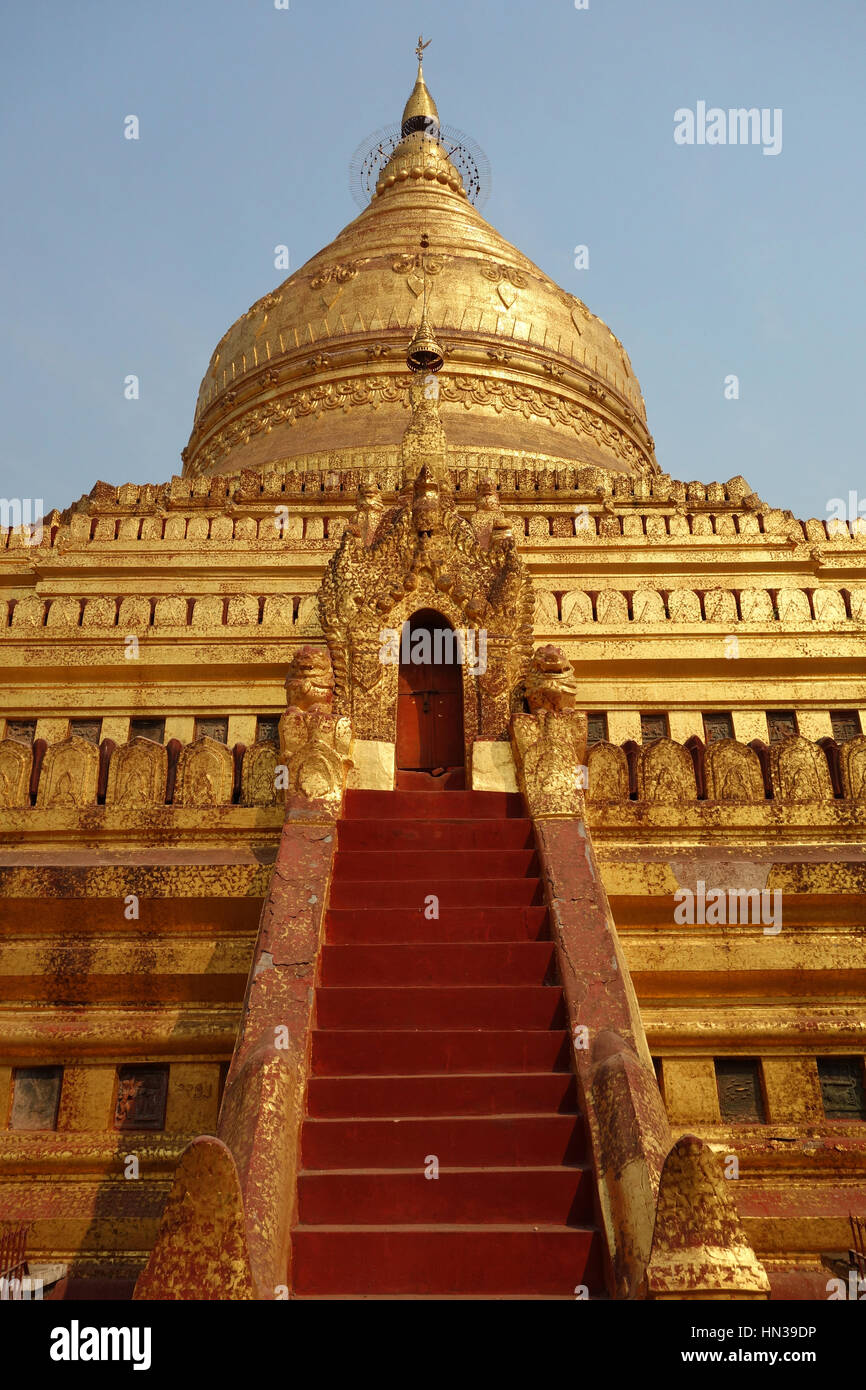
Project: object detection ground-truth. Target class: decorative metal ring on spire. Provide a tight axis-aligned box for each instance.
[347,43,491,209]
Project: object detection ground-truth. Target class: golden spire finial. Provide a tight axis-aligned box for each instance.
[402,36,439,136]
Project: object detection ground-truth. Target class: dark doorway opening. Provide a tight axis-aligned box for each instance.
[395,610,465,790]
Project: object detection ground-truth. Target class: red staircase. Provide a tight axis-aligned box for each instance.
[291,789,604,1299]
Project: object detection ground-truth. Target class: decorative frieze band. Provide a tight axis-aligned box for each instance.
[1,584,863,633]
[2,729,864,810]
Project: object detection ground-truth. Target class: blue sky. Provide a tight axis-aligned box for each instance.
[0,0,862,522]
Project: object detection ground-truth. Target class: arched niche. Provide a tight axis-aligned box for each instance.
[343,586,507,768]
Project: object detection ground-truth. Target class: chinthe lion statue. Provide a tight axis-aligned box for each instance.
[521,644,579,714]
[284,645,335,713]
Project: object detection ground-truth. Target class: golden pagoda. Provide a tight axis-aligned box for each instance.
[1,43,864,1303]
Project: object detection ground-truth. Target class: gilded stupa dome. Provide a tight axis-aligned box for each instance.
[183,55,656,481]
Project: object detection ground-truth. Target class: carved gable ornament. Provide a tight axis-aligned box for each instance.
[319,382,534,751]
[840,735,866,800]
[637,738,697,803]
[704,738,764,802]
[106,737,168,807]
[241,742,282,807]
[770,735,833,802]
[587,741,629,803]
[36,736,99,809]
[0,738,32,808]
[174,737,234,808]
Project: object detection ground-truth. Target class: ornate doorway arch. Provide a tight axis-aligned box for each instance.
[318,382,535,787]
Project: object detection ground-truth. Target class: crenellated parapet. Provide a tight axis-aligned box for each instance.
[585,732,863,805]
[535,585,865,627]
[3,728,865,814]
[1,583,864,634]
[4,462,866,557]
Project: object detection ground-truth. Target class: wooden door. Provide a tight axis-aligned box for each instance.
[396,618,464,772]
